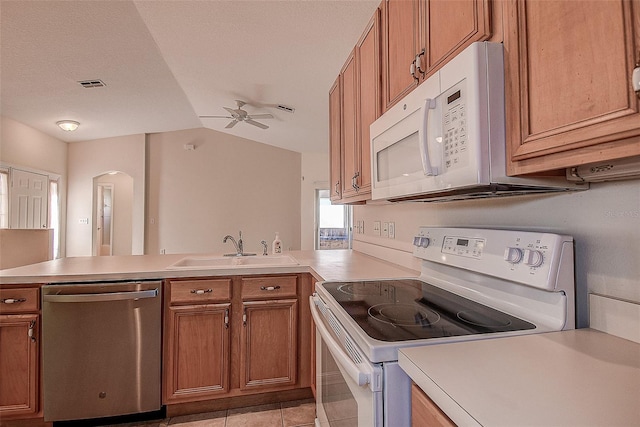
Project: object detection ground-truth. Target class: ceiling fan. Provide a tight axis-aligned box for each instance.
[199,100,273,129]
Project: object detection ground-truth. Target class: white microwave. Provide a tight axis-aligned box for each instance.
[370,42,585,202]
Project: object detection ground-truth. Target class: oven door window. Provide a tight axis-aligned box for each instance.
[316,330,382,427]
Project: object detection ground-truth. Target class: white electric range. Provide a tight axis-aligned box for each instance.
[310,227,576,427]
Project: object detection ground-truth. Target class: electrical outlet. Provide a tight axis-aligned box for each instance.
[382,222,389,238]
[388,222,395,239]
[373,221,381,236]
[360,220,365,234]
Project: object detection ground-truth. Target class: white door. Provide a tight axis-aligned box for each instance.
[10,169,48,229]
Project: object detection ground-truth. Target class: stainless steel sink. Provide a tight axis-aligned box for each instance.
[167,254,299,269]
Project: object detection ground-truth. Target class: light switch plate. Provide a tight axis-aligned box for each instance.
[388,222,395,239]
[382,222,389,238]
[373,221,381,236]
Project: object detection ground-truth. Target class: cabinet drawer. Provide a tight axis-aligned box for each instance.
[169,279,231,304]
[241,276,297,300]
[0,287,39,313]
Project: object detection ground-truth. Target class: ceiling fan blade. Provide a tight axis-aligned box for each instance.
[225,119,239,129]
[199,115,233,119]
[247,114,274,120]
[245,119,269,129]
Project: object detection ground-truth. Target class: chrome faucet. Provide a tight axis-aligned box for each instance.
[223,231,243,256]
[260,240,268,256]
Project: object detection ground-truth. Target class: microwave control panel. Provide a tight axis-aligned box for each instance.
[442,81,468,171]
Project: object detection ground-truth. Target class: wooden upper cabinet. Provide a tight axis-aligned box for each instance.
[382,0,420,110]
[422,0,492,75]
[342,10,381,202]
[380,0,491,111]
[331,8,381,204]
[504,0,640,174]
[329,77,342,202]
[340,49,359,200]
[355,10,380,200]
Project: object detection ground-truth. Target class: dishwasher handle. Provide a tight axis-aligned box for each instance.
[43,288,159,303]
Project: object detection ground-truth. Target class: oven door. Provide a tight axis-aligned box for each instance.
[311,296,383,427]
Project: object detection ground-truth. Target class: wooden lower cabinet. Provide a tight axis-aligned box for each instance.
[164,303,230,402]
[0,285,41,420]
[411,382,456,427]
[163,274,312,408]
[0,313,39,418]
[240,299,298,390]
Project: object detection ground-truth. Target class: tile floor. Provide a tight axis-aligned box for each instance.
[110,399,316,427]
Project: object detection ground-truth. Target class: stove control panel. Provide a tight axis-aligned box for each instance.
[442,236,485,259]
[412,227,574,292]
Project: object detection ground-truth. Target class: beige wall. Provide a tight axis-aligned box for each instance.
[353,179,640,328]
[301,152,329,250]
[0,116,68,255]
[67,134,145,256]
[146,128,301,255]
[0,229,53,269]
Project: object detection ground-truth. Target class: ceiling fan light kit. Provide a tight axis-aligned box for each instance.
[199,100,273,129]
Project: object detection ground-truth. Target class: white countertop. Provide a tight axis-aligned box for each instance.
[0,249,419,285]
[399,329,640,426]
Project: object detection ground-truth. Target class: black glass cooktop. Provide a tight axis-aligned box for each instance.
[322,279,535,342]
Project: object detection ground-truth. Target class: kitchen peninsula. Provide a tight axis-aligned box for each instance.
[0,250,418,424]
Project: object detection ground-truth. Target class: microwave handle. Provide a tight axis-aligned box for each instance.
[420,98,439,176]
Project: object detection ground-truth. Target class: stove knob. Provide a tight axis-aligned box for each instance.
[413,236,421,247]
[504,247,524,264]
[523,249,544,267]
[419,237,431,248]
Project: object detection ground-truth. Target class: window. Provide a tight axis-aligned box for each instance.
[316,190,351,250]
[0,170,8,228]
[49,179,60,258]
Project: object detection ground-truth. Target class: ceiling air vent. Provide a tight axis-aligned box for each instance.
[77,79,106,88]
[276,104,295,114]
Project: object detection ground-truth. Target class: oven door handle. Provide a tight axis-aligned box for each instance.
[310,296,379,390]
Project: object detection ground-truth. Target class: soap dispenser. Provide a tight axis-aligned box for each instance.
[272,233,282,254]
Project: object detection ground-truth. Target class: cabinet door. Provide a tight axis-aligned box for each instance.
[382,0,420,111]
[341,49,359,200]
[411,382,455,427]
[240,299,298,390]
[0,314,38,417]
[329,76,343,202]
[164,303,230,402]
[354,10,380,200]
[504,0,640,174]
[422,0,491,75]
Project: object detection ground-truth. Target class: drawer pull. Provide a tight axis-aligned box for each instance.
[190,289,213,295]
[260,286,281,291]
[1,298,27,304]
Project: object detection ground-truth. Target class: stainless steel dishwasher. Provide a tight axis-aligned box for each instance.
[42,281,162,422]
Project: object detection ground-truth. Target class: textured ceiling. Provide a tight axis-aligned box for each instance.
[0,0,379,153]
